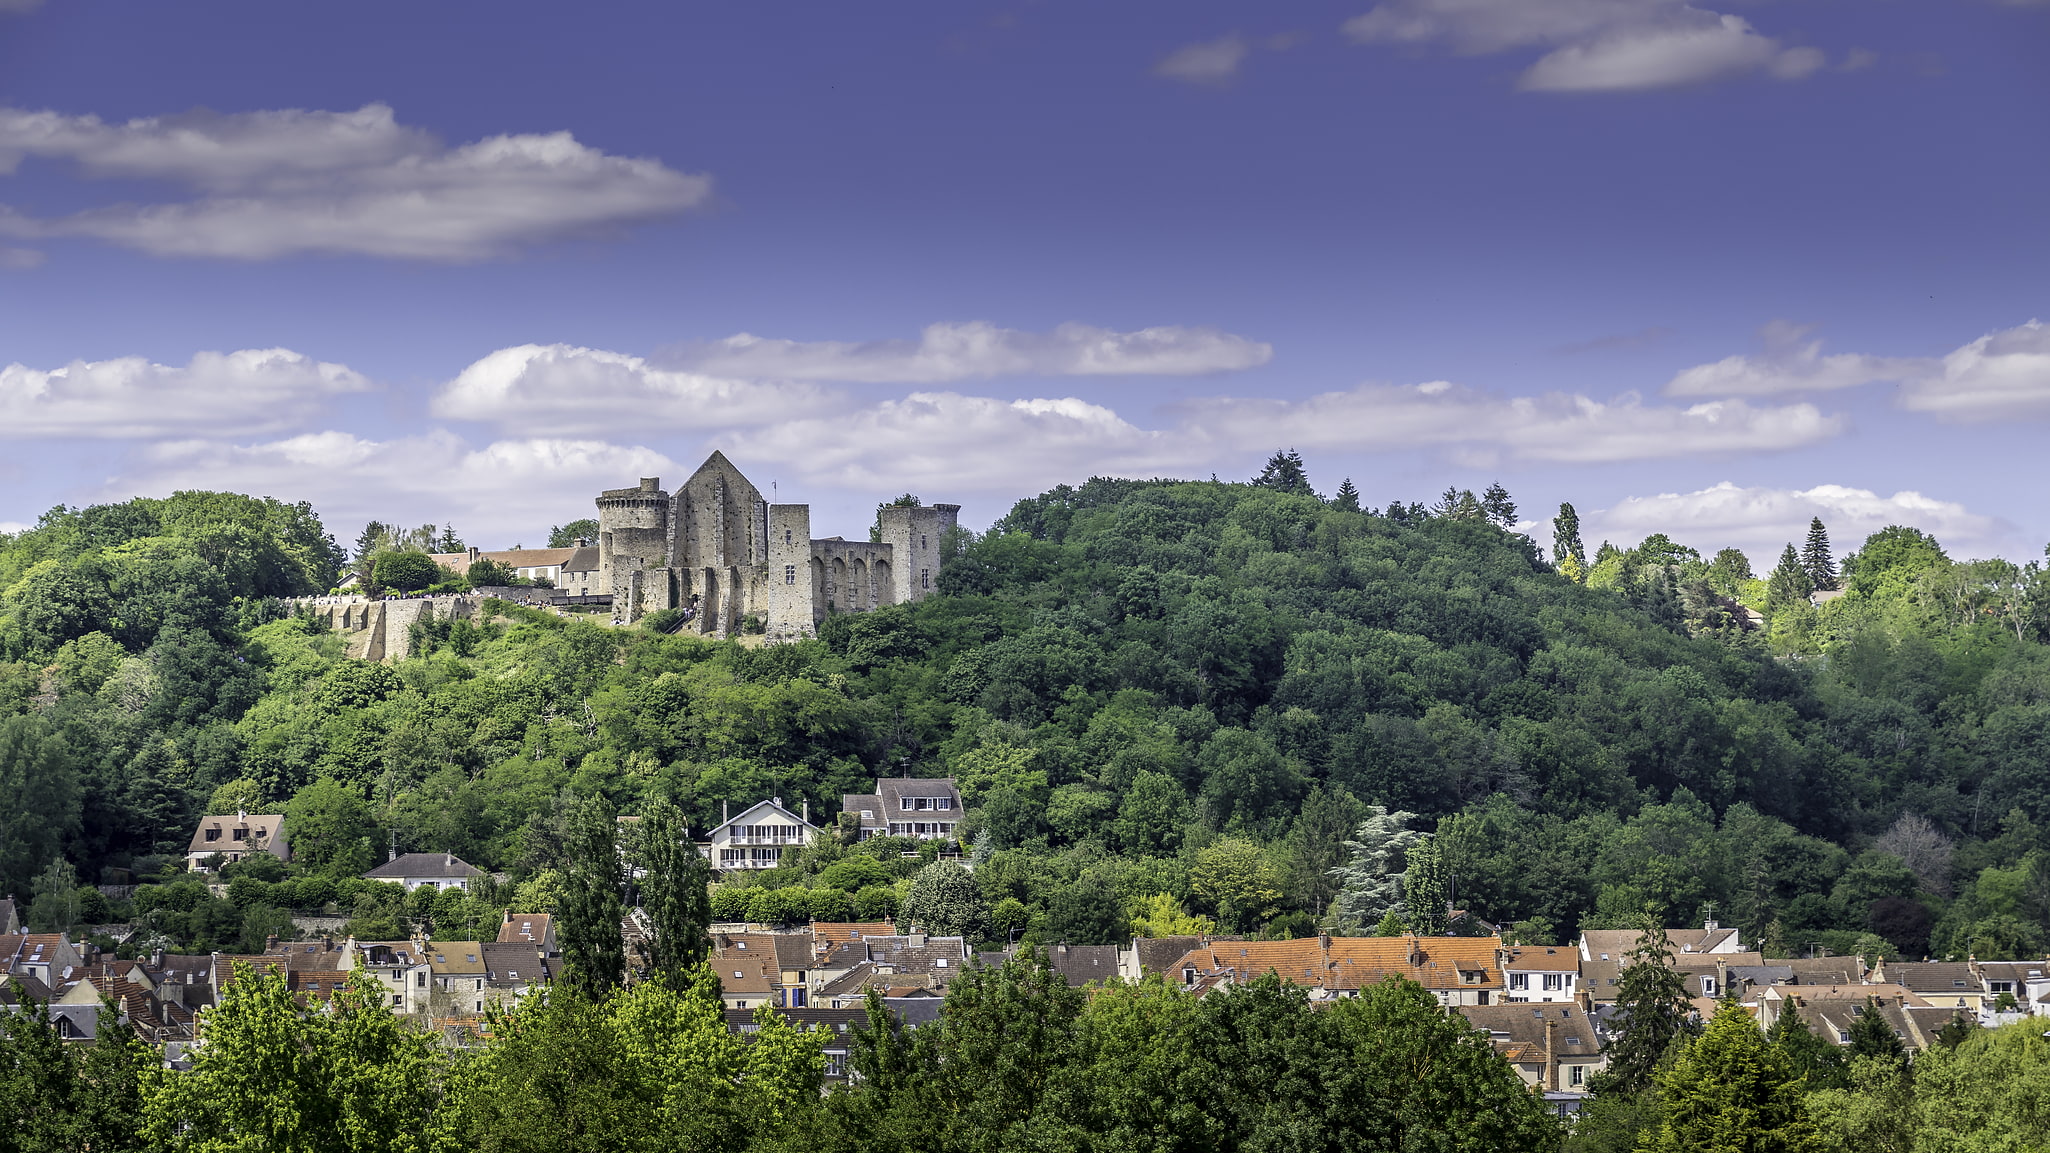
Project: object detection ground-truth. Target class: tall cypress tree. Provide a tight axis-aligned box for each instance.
[1605,915,1695,1093]
[635,798,713,990]
[1399,834,1450,935]
[1553,503,1587,580]
[558,795,627,997]
[1802,516,1838,591]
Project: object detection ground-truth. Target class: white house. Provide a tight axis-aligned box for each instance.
[185,812,290,871]
[362,852,485,892]
[1503,945,1580,1003]
[701,799,819,872]
[838,777,963,842]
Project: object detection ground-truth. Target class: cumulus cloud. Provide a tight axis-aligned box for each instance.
[118,430,675,544]
[1665,320,1929,397]
[432,343,829,435]
[662,321,1273,383]
[1343,0,1822,92]
[0,103,710,260]
[723,380,1841,496]
[1898,320,2050,419]
[1590,480,2007,567]
[1154,34,1252,84]
[0,348,370,438]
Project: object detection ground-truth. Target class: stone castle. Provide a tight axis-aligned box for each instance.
[598,452,959,639]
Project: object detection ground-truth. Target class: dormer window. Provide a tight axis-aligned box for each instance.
[204,828,221,842]
[231,827,247,841]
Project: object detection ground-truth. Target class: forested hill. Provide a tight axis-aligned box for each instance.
[3,471,2048,962]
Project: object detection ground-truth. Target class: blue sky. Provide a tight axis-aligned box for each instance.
[2,0,2046,566]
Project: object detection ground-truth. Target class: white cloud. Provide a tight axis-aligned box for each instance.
[662,321,1273,383]
[0,103,710,260]
[1898,319,2050,419]
[0,522,29,535]
[119,430,675,545]
[1665,321,1928,397]
[721,392,1188,492]
[432,343,829,435]
[0,348,369,438]
[1181,381,1840,464]
[1344,0,1821,92]
[0,245,41,268]
[723,379,1841,496]
[0,0,42,13]
[1590,480,2007,567]
[1154,34,1252,84]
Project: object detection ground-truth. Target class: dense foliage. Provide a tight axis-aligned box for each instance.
[3,463,2049,964]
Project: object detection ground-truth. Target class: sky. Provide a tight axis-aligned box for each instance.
[1,0,2046,568]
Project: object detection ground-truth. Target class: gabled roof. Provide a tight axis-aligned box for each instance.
[497,914,554,947]
[185,814,289,857]
[362,853,483,881]
[480,942,554,987]
[1456,1003,1601,1057]
[1170,935,1507,993]
[773,934,814,971]
[427,943,486,974]
[1045,944,1119,987]
[1131,935,1205,977]
[1883,961,1981,992]
[1580,927,1744,962]
[707,799,817,837]
[812,923,897,954]
[1502,946,1580,972]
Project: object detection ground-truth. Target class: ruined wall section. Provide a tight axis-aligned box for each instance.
[809,537,893,616]
[290,597,481,662]
[597,478,671,612]
[876,504,960,606]
[765,505,816,641]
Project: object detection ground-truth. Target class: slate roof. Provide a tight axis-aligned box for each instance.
[864,935,970,976]
[1580,926,1745,961]
[480,942,554,988]
[1131,935,1205,978]
[362,853,484,882]
[1456,1002,1601,1060]
[1045,944,1119,987]
[772,933,814,971]
[1883,961,1981,994]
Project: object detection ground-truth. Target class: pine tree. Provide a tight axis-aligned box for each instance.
[1332,478,1361,513]
[1643,1000,1818,1153]
[1480,482,1517,528]
[1802,516,1838,591]
[1846,997,1906,1065]
[1606,915,1695,1093]
[436,523,464,552]
[1327,805,1422,931]
[1252,449,1313,497]
[1399,834,1450,935]
[635,798,712,990]
[1765,1003,1845,1090]
[558,795,627,997]
[1553,502,1587,580]
[1766,543,1815,609]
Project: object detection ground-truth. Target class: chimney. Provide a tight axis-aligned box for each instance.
[803,799,810,824]
[265,934,279,952]
[237,808,245,822]
[909,933,926,948]
[1545,1014,1558,1092]
[445,853,454,867]
[723,800,730,824]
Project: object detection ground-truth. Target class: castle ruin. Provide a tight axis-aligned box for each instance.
[597,451,959,640]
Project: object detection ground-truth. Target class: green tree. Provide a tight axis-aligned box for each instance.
[1605,916,1694,1093]
[369,550,440,592]
[468,558,518,587]
[557,795,627,996]
[1802,517,1838,592]
[1765,543,1814,610]
[1554,502,1587,581]
[143,966,445,1153]
[1642,999,1817,1153]
[1401,833,1451,935]
[1190,837,1283,932]
[0,991,78,1152]
[547,519,600,548]
[1845,997,1906,1065]
[1252,449,1313,497]
[1481,482,1517,528]
[28,858,84,934]
[1764,1003,1844,1091]
[1332,477,1362,512]
[0,716,80,899]
[1328,804,1421,931]
[633,798,713,990]
[284,778,378,875]
[1045,880,1128,946]
[1112,770,1186,856]
[1706,548,1754,597]
[899,860,991,940]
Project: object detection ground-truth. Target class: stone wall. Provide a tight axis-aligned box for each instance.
[290,596,481,662]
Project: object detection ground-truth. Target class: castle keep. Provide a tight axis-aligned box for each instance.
[597,451,959,639]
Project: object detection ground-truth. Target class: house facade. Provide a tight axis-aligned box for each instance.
[185,812,290,871]
[1502,945,1581,1003]
[361,852,485,892]
[839,777,963,842]
[701,799,820,872]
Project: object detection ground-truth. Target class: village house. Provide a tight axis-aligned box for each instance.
[839,777,964,842]
[724,1005,866,1080]
[347,940,433,1014]
[1876,960,1992,1015]
[701,799,820,872]
[712,931,784,1010]
[1,933,88,988]
[1756,984,1956,1051]
[495,911,559,957]
[184,811,289,871]
[427,543,598,589]
[480,941,555,1003]
[1971,959,2050,1017]
[1457,1002,1605,1093]
[1167,934,1508,1006]
[1502,945,1581,1003]
[361,852,485,892]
